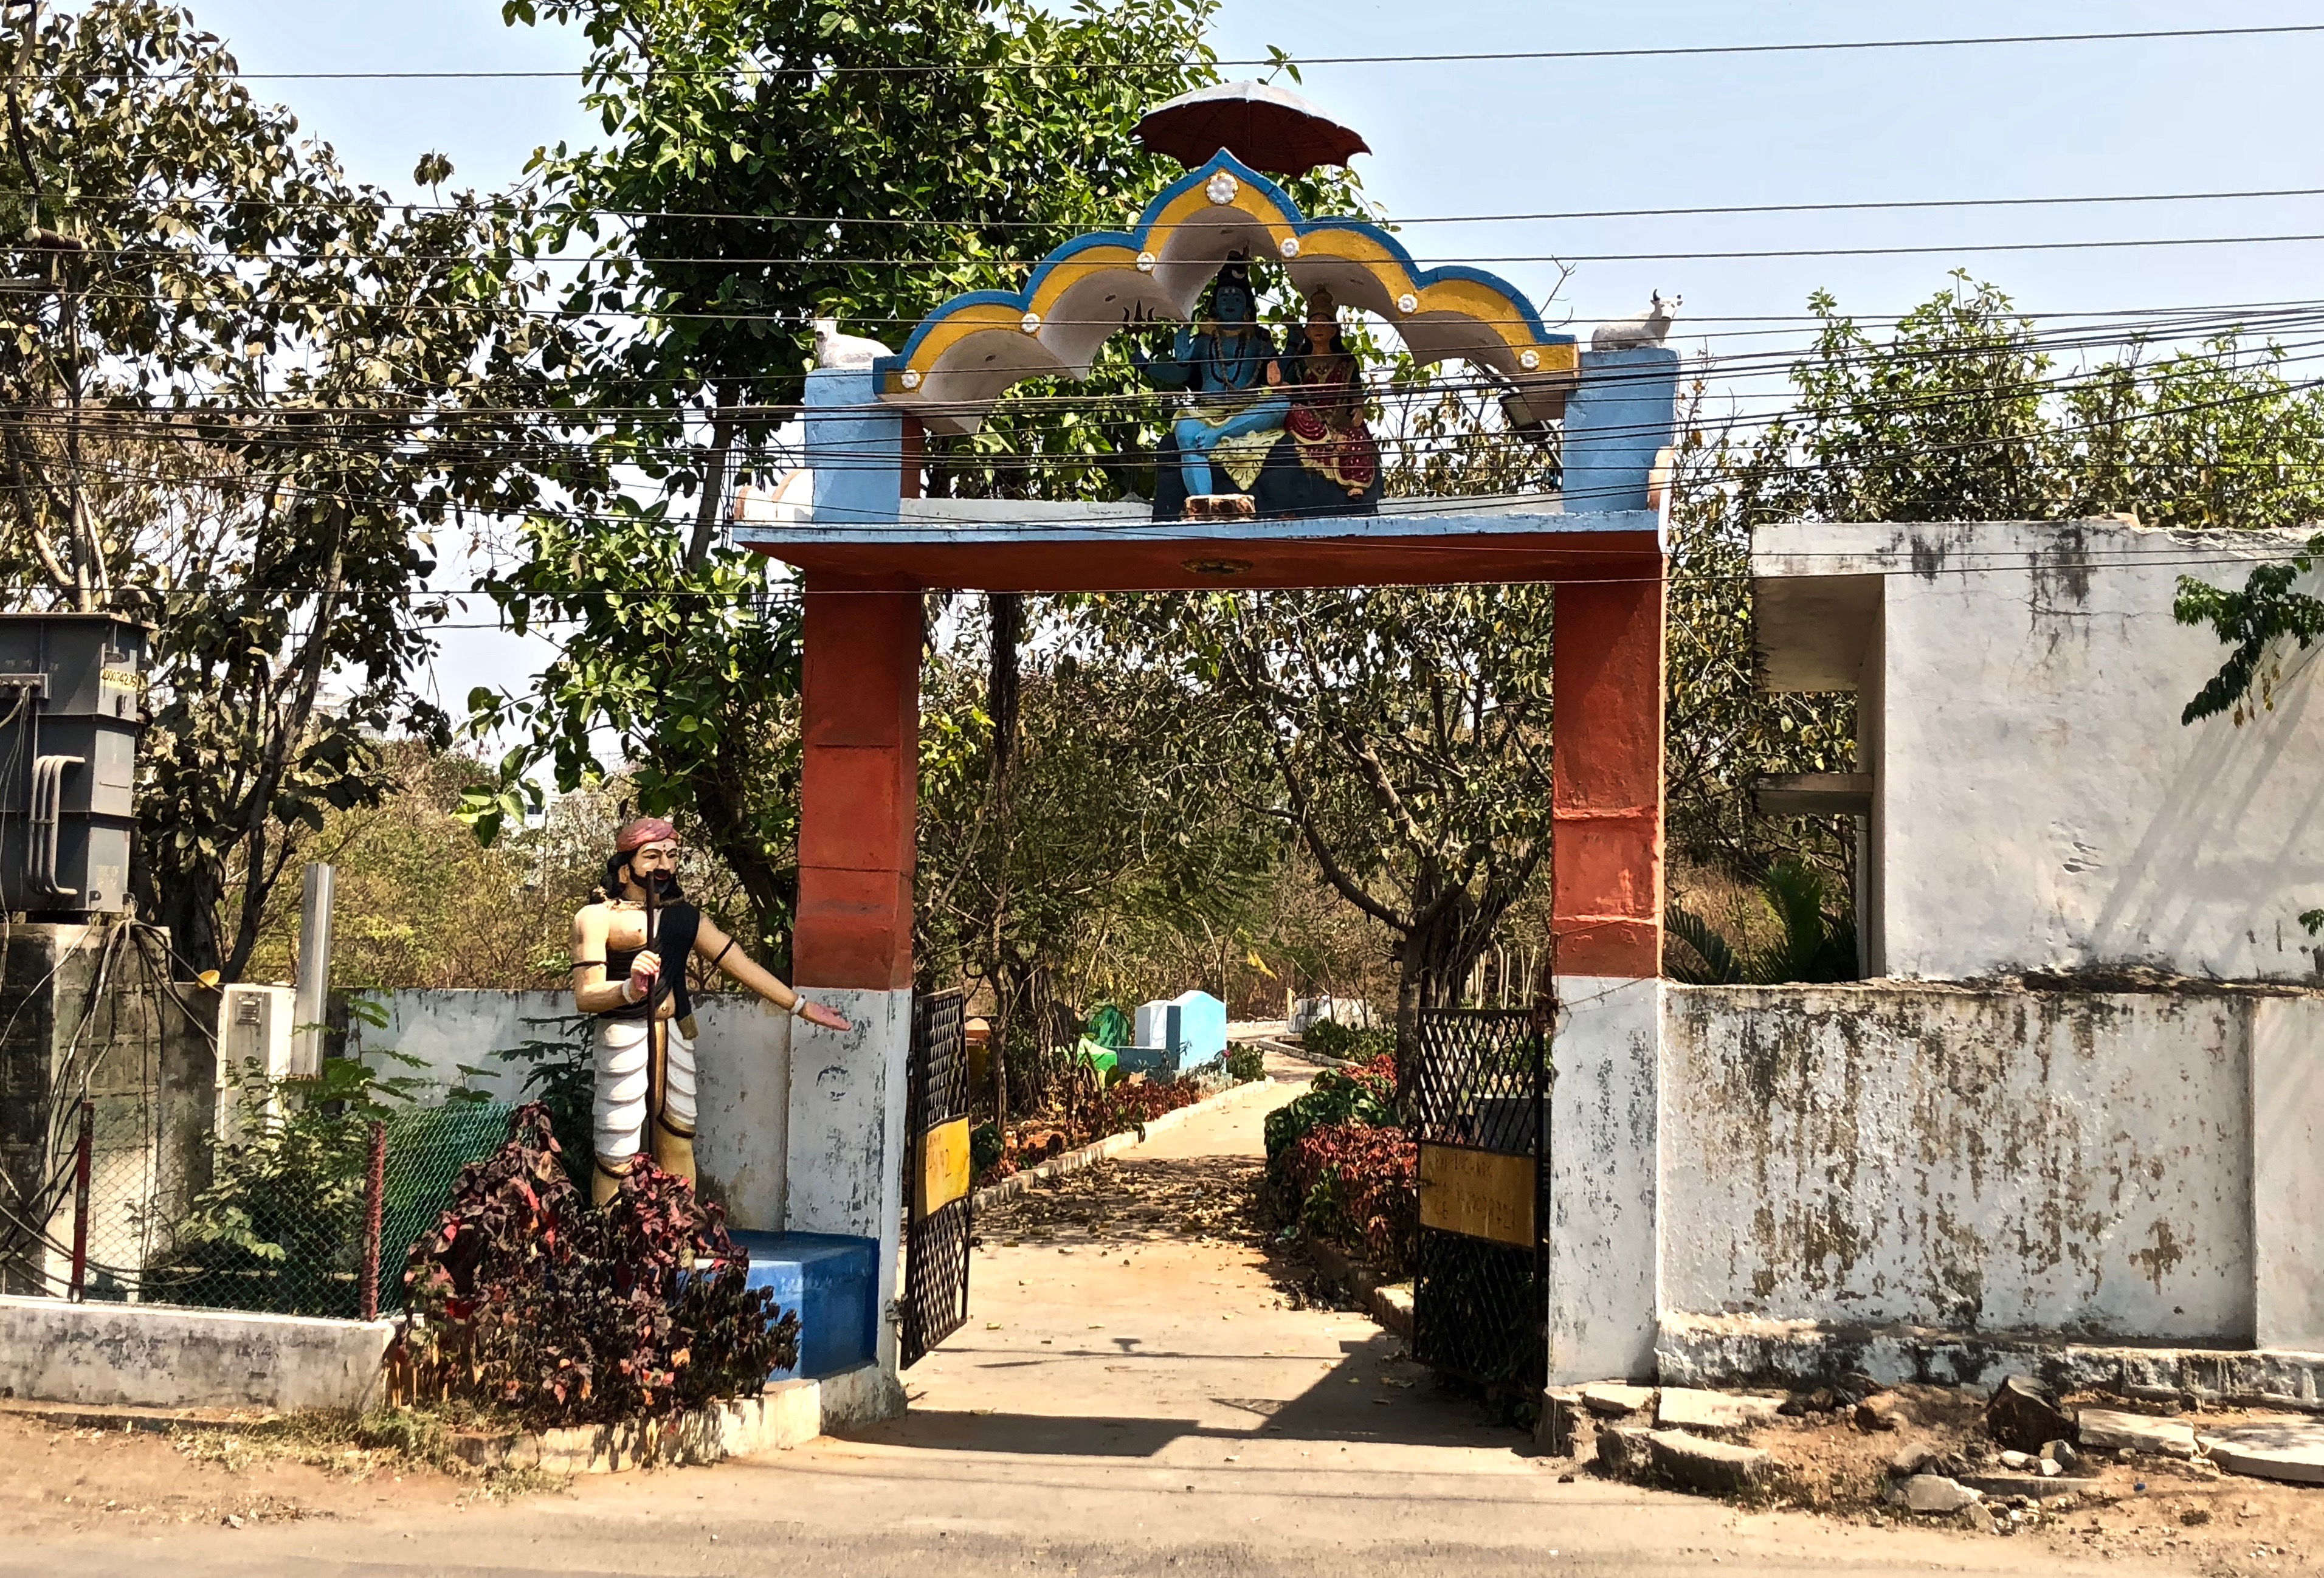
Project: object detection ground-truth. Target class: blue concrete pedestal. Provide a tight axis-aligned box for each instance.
[729,1230,879,1380]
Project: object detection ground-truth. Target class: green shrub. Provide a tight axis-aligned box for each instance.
[1302,1018,1392,1063]
[970,1121,1005,1176]
[1263,1053,1397,1160]
[1225,1045,1265,1083]
[167,1035,504,1318]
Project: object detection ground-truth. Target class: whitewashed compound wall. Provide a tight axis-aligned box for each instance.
[1659,982,2324,1349]
[1754,520,2324,982]
[342,988,792,1231]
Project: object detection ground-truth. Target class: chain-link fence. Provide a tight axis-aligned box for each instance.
[19,1081,519,1320]
[0,917,567,1317]
[156,1098,516,1319]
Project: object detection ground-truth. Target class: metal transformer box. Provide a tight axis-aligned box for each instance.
[0,614,148,917]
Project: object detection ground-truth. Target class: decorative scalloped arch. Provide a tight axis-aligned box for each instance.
[874,152,1578,436]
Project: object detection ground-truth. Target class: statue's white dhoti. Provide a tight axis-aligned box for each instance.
[593,1016,697,1166]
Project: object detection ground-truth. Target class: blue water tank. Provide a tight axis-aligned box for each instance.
[728,1229,879,1380]
[1168,990,1227,1064]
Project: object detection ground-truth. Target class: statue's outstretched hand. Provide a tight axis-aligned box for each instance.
[798,999,852,1032]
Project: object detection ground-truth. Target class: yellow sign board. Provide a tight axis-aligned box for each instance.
[1418,1142,1536,1249]
[919,1116,973,1216]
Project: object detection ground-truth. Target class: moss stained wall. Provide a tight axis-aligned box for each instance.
[1660,982,2269,1343]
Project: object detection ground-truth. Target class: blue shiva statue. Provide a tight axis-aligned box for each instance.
[1132,259,1289,514]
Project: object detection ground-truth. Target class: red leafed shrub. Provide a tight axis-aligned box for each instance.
[1268,1120,1418,1277]
[1345,1052,1396,1103]
[974,1073,1211,1187]
[399,1104,798,1425]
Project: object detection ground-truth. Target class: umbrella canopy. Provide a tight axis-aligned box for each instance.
[1134,80,1370,177]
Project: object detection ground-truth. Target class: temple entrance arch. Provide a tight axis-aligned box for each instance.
[734,140,1678,1398]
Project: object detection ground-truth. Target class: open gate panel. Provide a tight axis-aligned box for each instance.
[902,988,973,1368]
[1410,1005,1551,1399]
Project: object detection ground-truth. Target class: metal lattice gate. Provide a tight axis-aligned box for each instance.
[1410,1005,1551,1404]
[901,988,973,1368]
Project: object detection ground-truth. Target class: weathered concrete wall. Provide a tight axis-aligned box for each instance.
[0,1295,391,1410]
[1754,520,2324,982]
[1549,978,1660,1383]
[1661,983,2272,1343]
[344,988,791,1232]
[344,987,568,1104]
[1,925,210,1298]
[2252,996,2324,1349]
[785,988,910,1376]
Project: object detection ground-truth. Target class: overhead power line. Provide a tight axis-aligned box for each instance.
[28,342,2324,514]
[67,224,2324,269]
[63,22,2324,80]
[16,305,2324,460]
[41,183,2324,228]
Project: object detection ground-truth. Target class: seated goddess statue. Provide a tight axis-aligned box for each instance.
[1132,259,1289,517]
[1256,284,1383,515]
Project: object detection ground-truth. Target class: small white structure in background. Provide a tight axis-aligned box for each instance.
[1129,990,1228,1077]
[215,983,298,1143]
[1288,994,1378,1035]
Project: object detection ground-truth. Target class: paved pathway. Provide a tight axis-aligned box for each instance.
[9,1060,2181,1576]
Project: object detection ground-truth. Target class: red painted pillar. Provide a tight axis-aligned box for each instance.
[1551,567,1666,980]
[795,573,920,990]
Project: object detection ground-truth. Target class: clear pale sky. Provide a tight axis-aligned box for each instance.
[159,0,2324,743]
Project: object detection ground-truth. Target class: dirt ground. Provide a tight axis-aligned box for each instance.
[2,1061,2314,1577]
[0,1405,478,1538]
[1720,1387,2324,1574]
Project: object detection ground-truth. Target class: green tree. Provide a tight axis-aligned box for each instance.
[916,602,1278,1117]
[1666,276,2324,895]
[1,1,575,975]
[1095,586,1555,1086]
[471,0,1253,953]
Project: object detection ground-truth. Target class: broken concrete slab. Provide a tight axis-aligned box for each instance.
[1655,1387,1782,1433]
[1646,1428,1771,1494]
[2078,1407,2199,1458]
[1902,1473,1984,1513]
[1595,1422,1652,1479]
[1985,1374,2075,1454]
[1582,1383,1657,1418]
[2200,1416,2324,1486]
[1888,1441,1939,1477]
[1537,1390,1590,1457]
[1853,1393,1905,1432]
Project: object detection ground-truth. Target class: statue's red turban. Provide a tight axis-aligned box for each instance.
[615,816,679,853]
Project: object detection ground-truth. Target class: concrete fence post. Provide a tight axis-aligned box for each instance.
[294,863,336,1077]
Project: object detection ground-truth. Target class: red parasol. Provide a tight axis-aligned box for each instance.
[1134,80,1370,178]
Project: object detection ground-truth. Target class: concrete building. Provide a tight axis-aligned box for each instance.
[1756,519,2324,981]
[1543,520,2324,1387]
